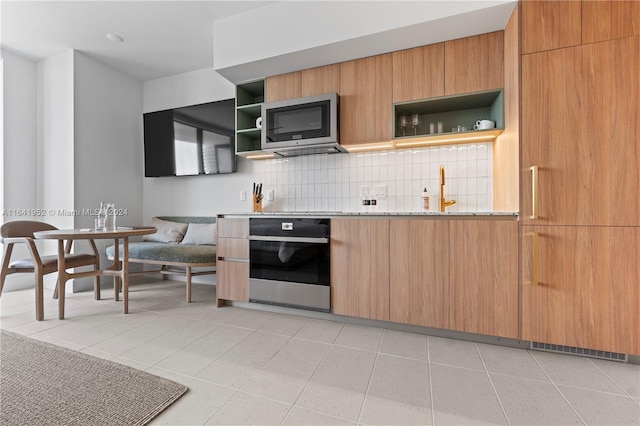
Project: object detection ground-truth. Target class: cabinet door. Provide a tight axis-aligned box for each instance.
[217,260,249,302]
[449,220,518,339]
[217,217,249,239]
[582,1,640,44]
[521,226,640,355]
[521,37,640,226]
[444,32,504,95]
[331,219,389,320]
[392,43,445,102]
[301,64,340,97]
[521,0,581,54]
[339,54,393,146]
[265,71,302,102]
[389,219,449,329]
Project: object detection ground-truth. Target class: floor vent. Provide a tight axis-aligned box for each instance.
[530,341,628,362]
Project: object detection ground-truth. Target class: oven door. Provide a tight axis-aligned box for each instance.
[249,236,330,311]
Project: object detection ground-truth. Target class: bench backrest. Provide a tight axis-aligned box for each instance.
[156,216,216,224]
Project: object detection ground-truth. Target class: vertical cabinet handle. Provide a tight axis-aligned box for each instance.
[530,166,539,220]
[527,232,539,286]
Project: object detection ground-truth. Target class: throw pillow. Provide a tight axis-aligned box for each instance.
[142,218,188,243]
[180,223,216,245]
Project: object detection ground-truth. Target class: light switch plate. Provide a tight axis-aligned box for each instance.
[240,190,246,201]
[373,185,388,199]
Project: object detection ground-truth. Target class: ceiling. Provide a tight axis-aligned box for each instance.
[0,1,274,81]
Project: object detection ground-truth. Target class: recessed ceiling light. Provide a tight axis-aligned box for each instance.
[106,33,124,43]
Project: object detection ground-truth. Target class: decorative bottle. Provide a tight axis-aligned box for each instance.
[422,188,430,211]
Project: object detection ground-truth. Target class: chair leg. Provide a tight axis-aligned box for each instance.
[186,267,192,303]
[36,275,44,321]
[53,279,59,299]
[0,243,15,298]
[94,275,101,300]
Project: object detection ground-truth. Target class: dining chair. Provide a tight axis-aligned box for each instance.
[0,220,100,320]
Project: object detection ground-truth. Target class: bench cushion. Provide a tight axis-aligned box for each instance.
[106,242,216,265]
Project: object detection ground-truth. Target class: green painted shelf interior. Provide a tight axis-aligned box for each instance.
[236,80,265,153]
[393,89,504,139]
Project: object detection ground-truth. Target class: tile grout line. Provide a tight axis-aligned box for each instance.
[427,335,436,426]
[354,327,386,425]
[586,357,639,400]
[475,342,511,426]
[528,350,588,426]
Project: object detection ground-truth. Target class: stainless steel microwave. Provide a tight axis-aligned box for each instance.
[261,93,344,157]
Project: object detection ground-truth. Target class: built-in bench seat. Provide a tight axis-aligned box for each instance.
[106,216,216,302]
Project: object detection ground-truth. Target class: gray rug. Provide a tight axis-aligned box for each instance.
[0,330,188,425]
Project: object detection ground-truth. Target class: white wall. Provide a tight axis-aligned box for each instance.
[37,50,75,230]
[1,49,40,291]
[142,68,255,222]
[73,51,143,230]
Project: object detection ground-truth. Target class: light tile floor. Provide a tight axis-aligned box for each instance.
[1,280,639,426]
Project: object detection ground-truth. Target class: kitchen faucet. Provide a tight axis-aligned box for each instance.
[439,165,456,212]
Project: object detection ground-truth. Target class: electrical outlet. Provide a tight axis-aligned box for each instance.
[360,185,370,198]
[240,190,246,201]
[373,185,388,199]
[267,189,275,201]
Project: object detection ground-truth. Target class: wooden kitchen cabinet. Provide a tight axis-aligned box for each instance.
[392,43,445,102]
[521,1,581,54]
[521,225,640,355]
[266,64,340,103]
[521,36,640,226]
[216,217,249,304]
[301,64,340,97]
[339,53,393,146]
[331,219,390,321]
[265,72,301,102]
[444,31,504,96]
[449,220,518,339]
[582,0,640,44]
[389,219,449,329]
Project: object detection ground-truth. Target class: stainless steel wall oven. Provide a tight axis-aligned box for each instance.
[249,218,330,312]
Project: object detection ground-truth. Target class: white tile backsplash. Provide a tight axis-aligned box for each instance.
[253,143,493,213]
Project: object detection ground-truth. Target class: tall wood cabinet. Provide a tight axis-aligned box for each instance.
[339,54,393,146]
[521,226,640,355]
[521,36,640,227]
[331,219,390,321]
[389,220,449,329]
[520,3,640,354]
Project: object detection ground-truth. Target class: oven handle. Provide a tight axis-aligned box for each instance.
[249,235,329,244]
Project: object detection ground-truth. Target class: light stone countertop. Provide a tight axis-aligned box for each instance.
[220,211,519,218]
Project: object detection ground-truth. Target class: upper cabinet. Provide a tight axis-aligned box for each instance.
[444,32,504,96]
[301,64,340,98]
[265,64,340,103]
[521,1,581,54]
[582,0,640,44]
[521,36,640,226]
[392,44,445,102]
[265,72,301,103]
[339,53,393,147]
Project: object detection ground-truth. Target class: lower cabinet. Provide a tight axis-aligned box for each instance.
[331,217,519,340]
[216,217,249,305]
[449,220,519,339]
[331,219,390,321]
[521,225,640,355]
[217,260,249,303]
[390,219,450,329]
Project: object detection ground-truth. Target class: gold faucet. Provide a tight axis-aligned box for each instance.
[440,164,456,212]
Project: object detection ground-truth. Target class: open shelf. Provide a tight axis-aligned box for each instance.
[393,89,504,145]
[236,79,273,158]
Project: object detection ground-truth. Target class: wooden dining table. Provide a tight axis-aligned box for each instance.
[34,226,156,320]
